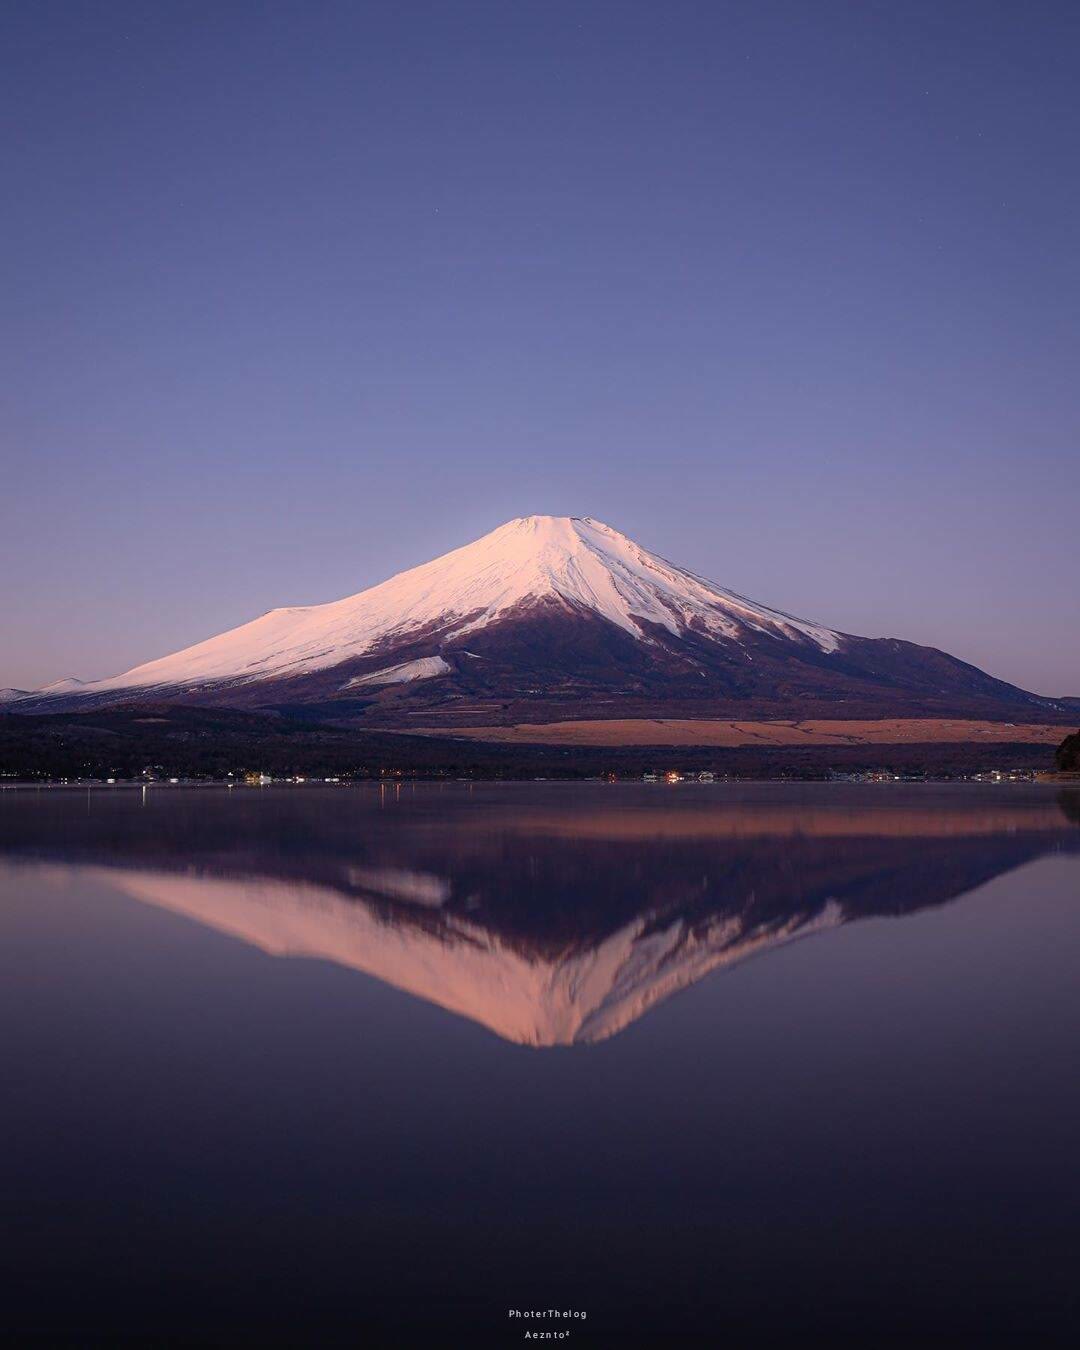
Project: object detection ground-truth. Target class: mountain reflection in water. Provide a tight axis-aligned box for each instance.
[1,784,1077,1046]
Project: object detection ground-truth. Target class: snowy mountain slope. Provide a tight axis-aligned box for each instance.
[9,515,1063,720]
[65,516,841,693]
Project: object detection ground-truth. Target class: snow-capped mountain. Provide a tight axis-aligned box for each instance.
[28,517,842,689]
[8,515,1061,720]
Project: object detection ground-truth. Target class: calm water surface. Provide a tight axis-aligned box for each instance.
[2,783,1079,1346]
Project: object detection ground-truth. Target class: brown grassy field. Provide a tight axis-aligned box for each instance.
[412,718,1068,748]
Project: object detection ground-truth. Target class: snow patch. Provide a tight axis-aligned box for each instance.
[341,655,450,688]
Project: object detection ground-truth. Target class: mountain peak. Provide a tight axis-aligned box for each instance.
[484,513,616,544]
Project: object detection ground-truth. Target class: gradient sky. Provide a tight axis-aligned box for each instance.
[3,1,1078,695]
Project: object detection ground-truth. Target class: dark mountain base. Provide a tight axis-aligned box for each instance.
[14,601,1076,726]
[0,704,1064,781]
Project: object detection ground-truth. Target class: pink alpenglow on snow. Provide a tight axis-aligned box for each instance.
[8,516,1069,722]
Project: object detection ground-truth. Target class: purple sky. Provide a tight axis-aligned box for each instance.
[2,1,1078,696]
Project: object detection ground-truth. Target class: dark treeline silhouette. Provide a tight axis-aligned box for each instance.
[0,703,1066,781]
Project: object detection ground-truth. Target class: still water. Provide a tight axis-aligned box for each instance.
[2,783,1078,1346]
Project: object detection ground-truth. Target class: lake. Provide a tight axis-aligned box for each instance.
[2,783,1078,1346]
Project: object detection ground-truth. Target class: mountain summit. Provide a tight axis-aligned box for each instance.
[9,515,1065,721]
